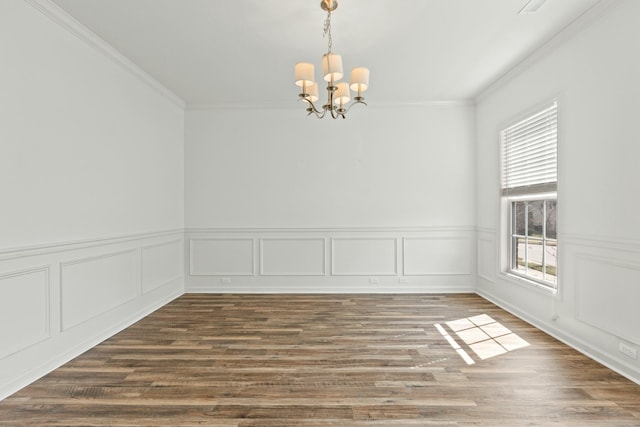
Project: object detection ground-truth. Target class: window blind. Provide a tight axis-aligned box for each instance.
[502,101,557,196]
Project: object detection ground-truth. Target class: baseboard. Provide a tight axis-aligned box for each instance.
[186,281,475,294]
[0,229,185,402]
[476,288,640,385]
[186,272,474,294]
[0,284,183,401]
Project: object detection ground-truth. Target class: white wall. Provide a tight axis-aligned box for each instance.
[475,0,640,383]
[0,1,185,399]
[185,105,477,292]
[186,106,475,228]
[0,1,184,249]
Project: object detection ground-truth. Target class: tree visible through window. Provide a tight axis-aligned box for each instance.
[501,100,558,289]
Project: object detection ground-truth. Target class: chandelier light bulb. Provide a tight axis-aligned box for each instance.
[322,53,343,82]
[295,62,315,88]
[350,67,369,93]
[334,82,350,105]
[308,82,319,102]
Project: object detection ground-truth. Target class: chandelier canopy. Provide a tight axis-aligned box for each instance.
[295,0,369,119]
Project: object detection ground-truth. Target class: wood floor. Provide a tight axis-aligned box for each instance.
[1,294,639,426]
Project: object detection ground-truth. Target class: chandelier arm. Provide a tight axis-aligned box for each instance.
[327,82,340,119]
[299,97,326,118]
[309,109,327,119]
[344,98,367,114]
[330,104,342,119]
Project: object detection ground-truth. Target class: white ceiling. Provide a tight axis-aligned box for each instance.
[51,0,605,107]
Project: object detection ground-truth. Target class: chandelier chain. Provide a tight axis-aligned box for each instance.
[323,10,333,53]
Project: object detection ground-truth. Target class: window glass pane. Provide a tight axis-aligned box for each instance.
[508,199,558,288]
[513,201,526,236]
[513,236,527,274]
[545,240,557,284]
[526,238,544,280]
[545,199,557,239]
[527,201,544,238]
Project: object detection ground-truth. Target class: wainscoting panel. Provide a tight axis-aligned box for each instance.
[0,267,50,359]
[190,238,254,276]
[478,233,640,387]
[142,240,183,294]
[403,237,472,276]
[60,250,139,331]
[185,228,476,292]
[331,238,397,276]
[477,232,496,282]
[576,254,640,345]
[260,238,325,276]
[0,230,184,401]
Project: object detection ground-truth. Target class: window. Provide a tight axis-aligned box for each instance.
[501,101,558,289]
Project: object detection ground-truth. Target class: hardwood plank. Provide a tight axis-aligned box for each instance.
[1,293,639,426]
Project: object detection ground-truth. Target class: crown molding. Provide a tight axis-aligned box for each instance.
[24,0,186,110]
[371,100,476,108]
[186,99,475,112]
[475,0,620,103]
[186,103,296,112]
[185,226,476,234]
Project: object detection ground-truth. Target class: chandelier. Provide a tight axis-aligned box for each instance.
[295,0,369,119]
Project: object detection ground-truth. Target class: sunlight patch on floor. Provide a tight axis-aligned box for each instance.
[436,314,530,363]
[434,323,475,365]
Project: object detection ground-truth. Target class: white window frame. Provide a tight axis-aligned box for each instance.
[507,194,558,288]
[500,100,558,290]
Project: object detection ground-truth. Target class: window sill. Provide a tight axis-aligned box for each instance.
[498,271,558,296]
